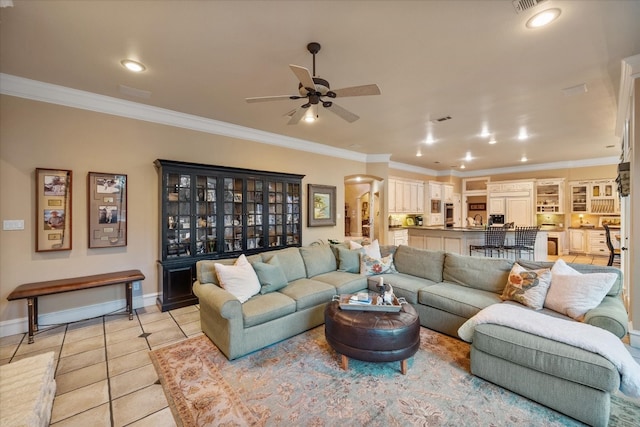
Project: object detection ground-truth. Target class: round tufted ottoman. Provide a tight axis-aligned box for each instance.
[324,298,420,374]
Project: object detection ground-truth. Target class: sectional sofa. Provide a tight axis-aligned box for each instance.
[193,242,628,426]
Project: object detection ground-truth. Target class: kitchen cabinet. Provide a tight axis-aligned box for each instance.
[586,229,620,255]
[569,229,586,253]
[155,159,304,311]
[536,179,564,213]
[487,180,534,226]
[388,178,424,213]
[443,184,454,202]
[569,179,619,214]
[389,229,408,246]
[408,234,425,249]
[428,181,443,200]
[426,181,443,225]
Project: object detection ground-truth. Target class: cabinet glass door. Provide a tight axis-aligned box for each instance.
[571,184,588,212]
[286,182,301,245]
[267,181,284,247]
[223,177,243,253]
[165,173,191,258]
[195,175,217,255]
[246,178,264,250]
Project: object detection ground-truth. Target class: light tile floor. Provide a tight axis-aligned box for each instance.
[1,257,637,426]
[0,304,202,427]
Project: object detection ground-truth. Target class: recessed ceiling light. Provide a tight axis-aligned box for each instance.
[460,164,466,169]
[121,59,146,73]
[526,8,561,29]
[521,156,528,162]
[488,137,497,145]
[465,152,473,161]
[416,151,422,157]
[480,124,490,138]
[518,128,528,140]
[425,134,435,144]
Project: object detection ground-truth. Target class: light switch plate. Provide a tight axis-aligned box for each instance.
[3,220,25,230]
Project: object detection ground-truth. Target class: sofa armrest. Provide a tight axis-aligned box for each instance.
[192,281,242,320]
[584,296,628,338]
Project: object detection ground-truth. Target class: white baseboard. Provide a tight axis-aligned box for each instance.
[0,292,159,338]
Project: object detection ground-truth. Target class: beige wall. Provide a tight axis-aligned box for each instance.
[0,95,365,325]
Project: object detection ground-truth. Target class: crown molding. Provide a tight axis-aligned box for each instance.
[0,73,367,162]
[0,73,618,178]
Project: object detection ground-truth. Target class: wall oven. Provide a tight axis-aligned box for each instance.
[445,203,454,227]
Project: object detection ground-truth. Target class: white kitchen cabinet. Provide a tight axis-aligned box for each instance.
[389,229,409,246]
[389,178,424,213]
[536,179,564,213]
[443,184,454,202]
[428,181,442,200]
[569,229,586,253]
[569,179,619,214]
[570,182,589,213]
[506,197,533,226]
[587,229,608,256]
[489,197,505,215]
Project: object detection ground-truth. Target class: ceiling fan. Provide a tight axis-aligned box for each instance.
[245,42,381,124]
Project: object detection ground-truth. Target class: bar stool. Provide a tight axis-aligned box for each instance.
[504,226,539,260]
[469,226,508,257]
[603,224,620,266]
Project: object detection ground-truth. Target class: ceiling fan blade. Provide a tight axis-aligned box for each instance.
[289,64,316,91]
[330,84,381,98]
[324,102,359,123]
[246,95,300,103]
[287,107,308,125]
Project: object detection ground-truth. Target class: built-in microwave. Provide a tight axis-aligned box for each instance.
[431,199,441,214]
[445,203,454,227]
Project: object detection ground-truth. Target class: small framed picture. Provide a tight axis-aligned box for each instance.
[88,172,127,248]
[308,184,336,227]
[36,168,72,252]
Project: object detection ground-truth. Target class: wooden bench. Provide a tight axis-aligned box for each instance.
[7,270,145,343]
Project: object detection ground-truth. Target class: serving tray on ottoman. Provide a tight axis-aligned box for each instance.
[334,294,405,312]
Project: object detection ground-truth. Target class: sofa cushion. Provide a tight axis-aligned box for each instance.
[300,244,338,277]
[312,271,367,295]
[262,247,307,282]
[278,278,336,311]
[393,245,445,283]
[367,273,436,304]
[443,253,513,294]
[214,254,261,303]
[517,259,622,297]
[500,263,552,310]
[242,292,296,328]
[349,239,382,259]
[418,283,502,319]
[545,271,617,321]
[252,255,289,294]
[336,246,360,273]
[472,323,619,393]
[360,253,397,276]
[197,254,262,285]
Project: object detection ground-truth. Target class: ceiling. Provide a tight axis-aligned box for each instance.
[1,0,639,173]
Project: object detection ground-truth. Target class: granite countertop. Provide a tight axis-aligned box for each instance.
[404,225,551,233]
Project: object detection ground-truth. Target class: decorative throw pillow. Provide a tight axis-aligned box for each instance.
[360,253,397,276]
[545,271,617,320]
[500,262,552,310]
[337,246,360,273]
[349,239,382,259]
[214,254,261,303]
[252,255,288,294]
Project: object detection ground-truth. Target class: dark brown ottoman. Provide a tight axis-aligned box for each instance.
[324,298,420,374]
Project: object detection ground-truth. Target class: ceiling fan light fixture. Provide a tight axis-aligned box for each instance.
[121,59,146,73]
[526,8,561,29]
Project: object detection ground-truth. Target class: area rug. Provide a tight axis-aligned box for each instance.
[150,326,640,426]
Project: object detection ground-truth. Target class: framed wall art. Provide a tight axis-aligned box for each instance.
[36,168,72,252]
[308,184,336,227]
[88,172,127,248]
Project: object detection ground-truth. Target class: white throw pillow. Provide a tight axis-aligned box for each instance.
[214,254,261,303]
[545,259,617,320]
[349,239,382,259]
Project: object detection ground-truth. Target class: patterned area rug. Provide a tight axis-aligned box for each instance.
[150,326,640,426]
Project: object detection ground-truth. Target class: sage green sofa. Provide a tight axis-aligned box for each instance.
[193,243,628,426]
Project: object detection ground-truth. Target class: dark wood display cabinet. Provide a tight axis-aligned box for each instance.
[155,159,304,311]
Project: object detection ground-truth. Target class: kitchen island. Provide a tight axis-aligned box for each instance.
[405,226,548,261]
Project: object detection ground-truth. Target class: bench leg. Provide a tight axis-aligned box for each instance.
[125,282,133,320]
[27,297,37,344]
